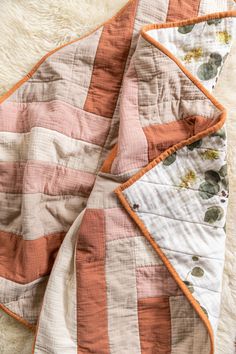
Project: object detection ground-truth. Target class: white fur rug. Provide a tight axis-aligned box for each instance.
[0,1,235,353]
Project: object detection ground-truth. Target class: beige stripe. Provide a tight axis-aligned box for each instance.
[10,28,102,109]
[34,211,84,354]
[0,276,48,325]
[0,192,86,240]
[169,295,210,354]
[0,127,103,173]
[106,238,141,354]
[134,236,163,267]
[87,175,121,209]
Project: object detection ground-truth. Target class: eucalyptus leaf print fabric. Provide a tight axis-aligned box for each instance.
[0,0,236,353]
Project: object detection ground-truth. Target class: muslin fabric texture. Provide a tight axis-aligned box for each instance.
[0,0,236,353]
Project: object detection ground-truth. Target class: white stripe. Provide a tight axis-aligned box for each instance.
[0,126,103,173]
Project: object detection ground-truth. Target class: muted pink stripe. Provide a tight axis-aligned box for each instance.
[136,266,181,299]
[111,61,149,174]
[0,161,95,196]
[0,100,110,146]
[104,207,141,241]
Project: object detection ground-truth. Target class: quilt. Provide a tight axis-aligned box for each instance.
[0,0,236,353]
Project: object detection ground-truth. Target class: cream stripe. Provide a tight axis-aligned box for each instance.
[0,192,86,240]
[34,211,84,354]
[0,127,103,173]
[86,175,121,209]
[106,238,141,354]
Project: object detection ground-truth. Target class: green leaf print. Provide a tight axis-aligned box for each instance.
[192,256,199,262]
[209,53,222,68]
[163,152,176,166]
[197,62,218,81]
[187,140,202,150]
[199,181,220,199]
[191,266,204,277]
[204,170,221,184]
[211,128,226,140]
[204,206,224,224]
[183,280,194,294]
[222,177,229,191]
[219,164,227,177]
[200,306,209,317]
[178,24,195,34]
[207,18,222,26]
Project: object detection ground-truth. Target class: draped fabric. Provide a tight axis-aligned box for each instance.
[0,0,235,352]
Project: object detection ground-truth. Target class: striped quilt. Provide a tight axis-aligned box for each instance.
[0,0,236,353]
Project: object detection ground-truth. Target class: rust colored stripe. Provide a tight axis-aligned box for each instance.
[143,116,216,161]
[76,209,109,353]
[138,297,171,354]
[0,231,65,284]
[83,0,137,118]
[166,0,201,21]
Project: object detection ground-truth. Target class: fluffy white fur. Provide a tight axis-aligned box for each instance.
[214,40,236,354]
[0,1,235,353]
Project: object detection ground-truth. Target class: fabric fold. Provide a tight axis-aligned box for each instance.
[0,1,236,353]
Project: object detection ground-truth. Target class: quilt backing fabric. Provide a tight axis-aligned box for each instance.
[0,0,236,353]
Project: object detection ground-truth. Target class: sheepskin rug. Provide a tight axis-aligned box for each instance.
[0,1,235,353]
